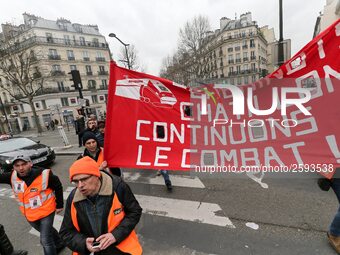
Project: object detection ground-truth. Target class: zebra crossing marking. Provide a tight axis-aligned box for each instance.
[123,172,205,189]
[135,194,235,228]
[1,172,234,232]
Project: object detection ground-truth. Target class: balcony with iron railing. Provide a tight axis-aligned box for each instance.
[87,85,97,91]
[83,57,90,61]
[40,87,71,94]
[50,70,65,76]
[5,36,109,53]
[98,71,108,75]
[86,71,93,76]
[228,71,238,76]
[48,55,61,60]
[39,37,109,49]
[99,85,108,90]
[68,56,75,61]
[96,57,106,62]
[220,30,263,42]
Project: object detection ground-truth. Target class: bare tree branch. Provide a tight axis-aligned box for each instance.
[118,44,144,71]
[160,15,211,85]
[0,40,46,133]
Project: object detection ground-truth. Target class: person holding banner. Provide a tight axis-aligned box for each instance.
[60,156,143,255]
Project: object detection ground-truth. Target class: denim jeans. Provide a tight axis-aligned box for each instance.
[160,170,171,184]
[330,178,340,236]
[29,212,62,255]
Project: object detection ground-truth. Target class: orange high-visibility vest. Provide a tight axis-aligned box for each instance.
[96,148,104,166]
[11,169,56,222]
[70,191,142,255]
[82,148,104,167]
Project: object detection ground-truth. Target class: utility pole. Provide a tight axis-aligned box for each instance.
[278,0,284,66]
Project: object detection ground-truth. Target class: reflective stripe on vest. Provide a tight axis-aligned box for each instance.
[11,169,56,222]
[71,191,142,255]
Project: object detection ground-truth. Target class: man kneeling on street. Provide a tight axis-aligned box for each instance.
[60,156,143,255]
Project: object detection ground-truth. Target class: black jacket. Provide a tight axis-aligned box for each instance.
[59,171,142,255]
[75,117,86,134]
[77,149,121,177]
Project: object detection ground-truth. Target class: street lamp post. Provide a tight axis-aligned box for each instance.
[278,0,284,66]
[108,33,131,69]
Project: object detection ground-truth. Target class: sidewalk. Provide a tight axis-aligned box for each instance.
[15,127,83,155]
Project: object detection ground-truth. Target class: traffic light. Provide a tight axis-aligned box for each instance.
[69,70,83,90]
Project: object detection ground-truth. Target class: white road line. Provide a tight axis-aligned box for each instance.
[123,172,205,189]
[0,187,15,198]
[135,194,235,228]
[63,187,234,227]
[63,186,75,200]
[2,173,234,231]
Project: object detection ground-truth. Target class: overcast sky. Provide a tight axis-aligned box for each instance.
[0,0,327,75]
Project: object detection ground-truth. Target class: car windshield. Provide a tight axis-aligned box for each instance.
[0,138,37,153]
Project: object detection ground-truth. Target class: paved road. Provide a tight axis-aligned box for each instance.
[0,129,338,254]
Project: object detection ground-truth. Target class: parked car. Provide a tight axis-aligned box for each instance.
[0,136,55,172]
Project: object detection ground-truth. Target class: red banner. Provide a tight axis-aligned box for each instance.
[105,19,340,177]
[105,63,191,170]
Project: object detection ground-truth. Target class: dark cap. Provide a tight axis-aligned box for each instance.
[12,155,31,165]
[82,131,98,146]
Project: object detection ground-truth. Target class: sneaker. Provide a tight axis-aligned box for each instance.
[327,232,340,254]
[166,181,172,191]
